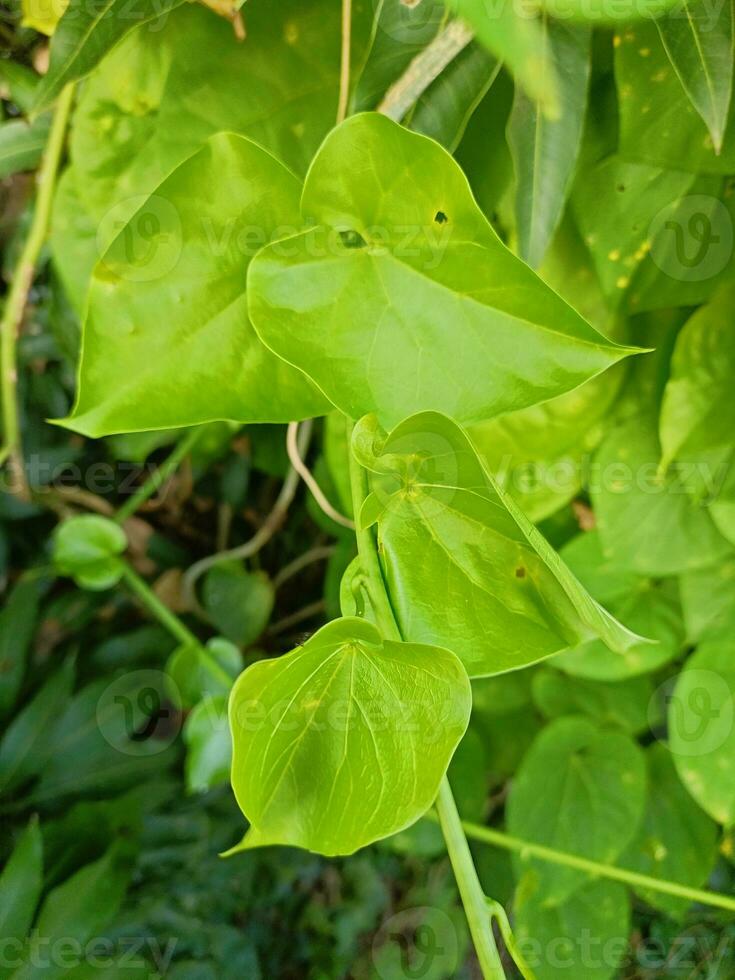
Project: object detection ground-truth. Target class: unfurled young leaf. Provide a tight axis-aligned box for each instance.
[507,716,646,904]
[508,19,591,267]
[250,113,639,429]
[228,617,471,855]
[656,0,734,154]
[352,412,645,677]
[61,133,330,437]
[659,283,735,469]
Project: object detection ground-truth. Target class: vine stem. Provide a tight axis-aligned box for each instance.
[337,0,352,123]
[120,563,199,648]
[347,432,506,979]
[0,83,74,496]
[115,426,204,523]
[424,814,735,914]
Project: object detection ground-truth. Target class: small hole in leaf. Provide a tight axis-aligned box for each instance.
[515,567,526,579]
[339,229,367,249]
[616,184,626,192]
[434,210,448,224]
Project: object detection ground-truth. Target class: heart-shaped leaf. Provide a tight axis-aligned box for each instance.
[60,132,330,437]
[353,412,646,677]
[52,515,127,590]
[249,113,640,429]
[228,617,471,856]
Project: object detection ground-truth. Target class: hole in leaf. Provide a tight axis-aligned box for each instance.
[339,229,367,249]
[616,184,626,192]
[515,567,526,579]
[434,210,448,224]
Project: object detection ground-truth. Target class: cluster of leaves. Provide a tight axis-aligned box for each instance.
[2,0,735,975]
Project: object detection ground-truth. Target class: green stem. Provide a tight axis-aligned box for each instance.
[120,563,199,648]
[347,427,506,979]
[0,83,74,493]
[115,426,203,523]
[424,813,735,914]
[435,780,506,978]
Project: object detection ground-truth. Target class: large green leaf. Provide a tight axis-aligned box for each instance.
[61,133,329,436]
[51,0,358,309]
[507,716,646,905]
[659,283,735,469]
[620,743,719,918]
[670,634,735,825]
[514,876,630,980]
[615,20,735,173]
[591,414,732,575]
[33,0,185,113]
[228,617,471,855]
[656,0,734,152]
[353,413,645,677]
[0,819,43,980]
[507,20,590,267]
[250,113,639,429]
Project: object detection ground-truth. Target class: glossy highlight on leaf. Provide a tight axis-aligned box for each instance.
[249,113,641,429]
[228,617,471,855]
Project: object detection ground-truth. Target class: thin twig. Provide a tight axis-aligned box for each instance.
[182,421,313,615]
[0,83,74,499]
[273,544,337,590]
[377,19,475,121]
[286,421,355,530]
[337,0,352,123]
[266,599,327,638]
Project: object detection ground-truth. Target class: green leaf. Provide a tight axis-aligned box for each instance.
[615,20,735,174]
[532,668,654,734]
[514,876,630,980]
[250,113,640,430]
[656,0,734,152]
[0,819,43,980]
[33,0,185,114]
[507,716,646,905]
[228,617,471,856]
[15,846,130,980]
[183,695,231,794]
[0,658,75,794]
[591,414,732,575]
[659,284,735,469]
[353,412,645,677]
[51,515,127,590]
[166,637,242,709]
[408,42,500,151]
[620,743,719,918]
[446,0,560,117]
[507,20,591,267]
[551,531,684,680]
[572,153,696,302]
[0,577,41,719]
[203,563,275,646]
[0,117,50,179]
[680,555,735,642]
[61,133,329,437]
[669,635,735,824]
